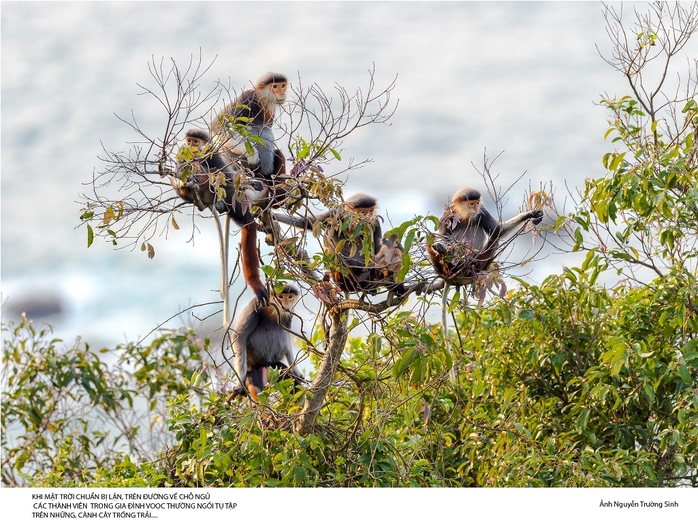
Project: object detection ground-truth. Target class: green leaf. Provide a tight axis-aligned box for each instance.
[393,349,417,379]
[87,224,94,247]
[609,152,626,171]
[642,381,655,402]
[410,360,423,385]
[397,251,411,281]
[403,229,416,251]
[573,227,584,249]
[577,409,590,431]
[244,140,255,156]
[678,365,692,385]
[514,423,531,439]
[680,132,695,156]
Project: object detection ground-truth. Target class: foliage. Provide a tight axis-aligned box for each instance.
[571,2,698,284]
[5,254,698,487]
[1,316,204,487]
[445,267,697,486]
[139,262,697,487]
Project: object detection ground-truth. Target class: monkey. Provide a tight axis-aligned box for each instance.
[210,72,289,208]
[429,187,543,383]
[230,284,304,402]
[169,128,269,304]
[170,128,229,211]
[373,234,404,281]
[171,129,271,209]
[183,128,209,149]
[427,186,544,285]
[320,193,383,293]
[273,193,403,294]
[372,234,406,295]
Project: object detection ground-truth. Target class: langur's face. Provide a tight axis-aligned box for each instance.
[465,199,480,214]
[260,81,288,106]
[347,205,376,221]
[453,198,480,220]
[269,81,287,103]
[276,291,298,310]
[185,136,205,148]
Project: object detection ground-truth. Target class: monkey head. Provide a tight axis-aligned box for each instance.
[273,284,300,310]
[184,128,212,149]
[343,193,378,220]
[255,72,288,108]
[451,186,482,221]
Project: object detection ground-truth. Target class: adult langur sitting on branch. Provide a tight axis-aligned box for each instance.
[273,193,405,295]
[429,186,543,383]
[427,186,543,285]
[210,72,289,208]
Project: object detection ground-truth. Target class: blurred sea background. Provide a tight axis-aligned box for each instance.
[3,1,690,350]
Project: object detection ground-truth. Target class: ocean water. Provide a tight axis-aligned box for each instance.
[2,1,682,349]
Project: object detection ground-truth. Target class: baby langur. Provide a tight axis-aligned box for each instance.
[373,234,405,294]
[428,186,543,284]
[231,285,304,403]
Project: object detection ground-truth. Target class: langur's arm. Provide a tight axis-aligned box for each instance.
[477,206,501,236]
[272,210,332,230]
[498,210,544,239]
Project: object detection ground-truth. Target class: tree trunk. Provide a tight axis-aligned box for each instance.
[296,307,348,434]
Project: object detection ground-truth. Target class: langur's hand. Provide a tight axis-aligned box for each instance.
[528,209,544,225]
[255,287,270,307]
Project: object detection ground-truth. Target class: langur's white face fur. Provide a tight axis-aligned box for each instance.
[275,290,298,310]
[185,135,206,148]
[257,81,288,108]
[346,204,376,220]
[452,198,480,222]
